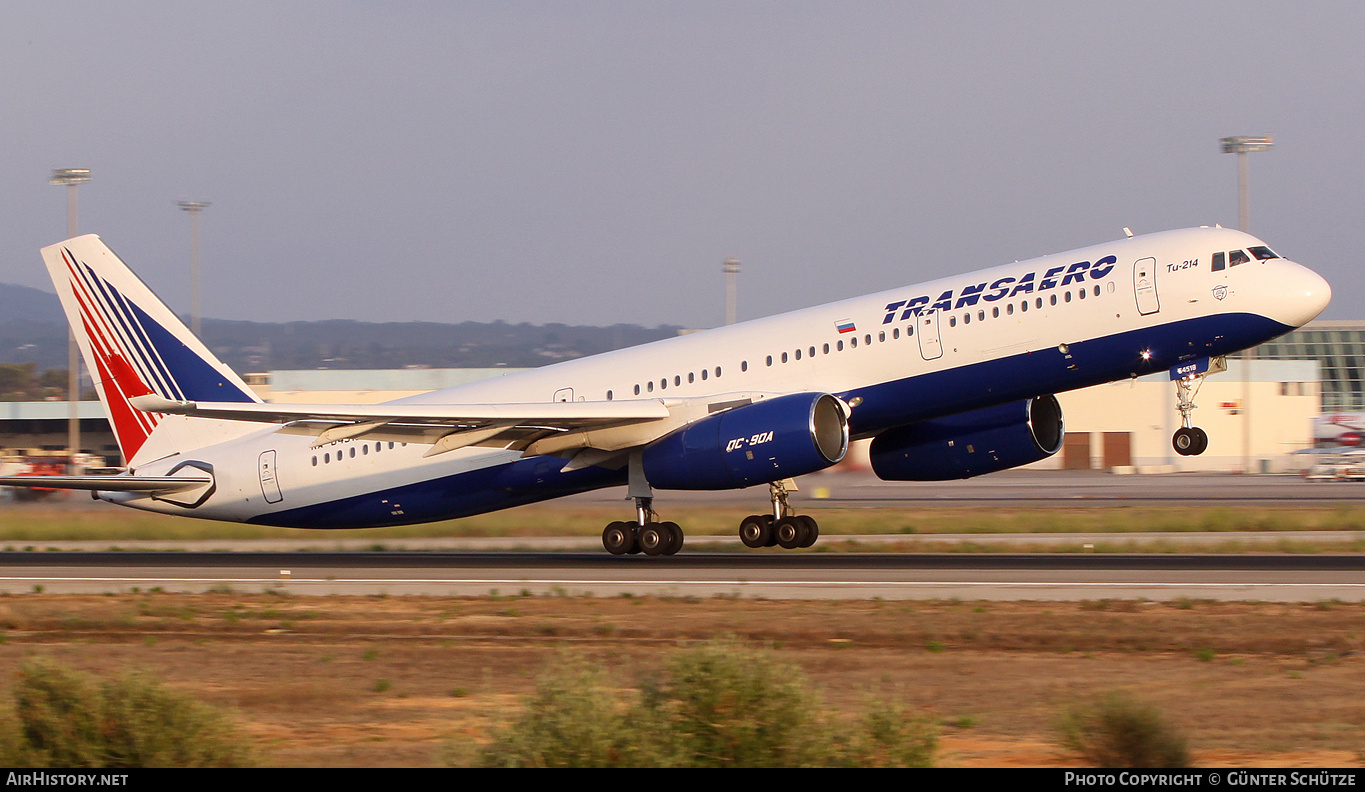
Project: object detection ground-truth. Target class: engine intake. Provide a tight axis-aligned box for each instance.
[642,392,849,489]
[870,395,1064,481]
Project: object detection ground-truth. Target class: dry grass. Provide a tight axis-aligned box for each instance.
[0,592,1362,766]
[6,501,1365,545]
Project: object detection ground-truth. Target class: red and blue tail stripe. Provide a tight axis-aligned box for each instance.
[58,245,255,460]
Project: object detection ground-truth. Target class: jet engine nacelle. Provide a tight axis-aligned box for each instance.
[869,395,1064,481]
[642,392,850,489]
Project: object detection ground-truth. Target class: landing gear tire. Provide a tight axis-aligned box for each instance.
[1173,427,1209,456]
[740,514,773,548]
[603,521,636,555]
[659,521,684,556]
[639,522,667,556]
[775,517,806,549]
[796,515,819,548]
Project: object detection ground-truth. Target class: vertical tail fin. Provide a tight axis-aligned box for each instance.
[41,235,261,465]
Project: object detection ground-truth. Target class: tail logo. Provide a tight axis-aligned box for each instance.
[59,247,252,459]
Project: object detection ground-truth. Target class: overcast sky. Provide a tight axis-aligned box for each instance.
[2,2,1361,328]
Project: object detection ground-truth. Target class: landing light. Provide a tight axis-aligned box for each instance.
[1140,349,1153,361]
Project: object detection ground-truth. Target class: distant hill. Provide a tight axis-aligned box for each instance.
[0,283,684,373]
[0,283,64,323]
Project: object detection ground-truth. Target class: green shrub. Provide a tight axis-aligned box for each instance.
[478,655,636,768]
[474,640,935,768]
[841,698,937,768]
[1059,692,1190,768]
[642,641,831,767]
[3,658,251,767]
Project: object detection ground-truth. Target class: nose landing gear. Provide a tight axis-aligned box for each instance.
[1172,371,1210,456]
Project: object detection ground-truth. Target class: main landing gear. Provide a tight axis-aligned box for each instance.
[1172,373,1210,456]
[739,479,820,550]
[602,496,684,556]
[599,479,822,555]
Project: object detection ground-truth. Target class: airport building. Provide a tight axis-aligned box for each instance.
[1,319,1355,475]
[1244,320,1365,411]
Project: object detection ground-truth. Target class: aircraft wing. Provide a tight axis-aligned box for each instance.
[128,393,687,459]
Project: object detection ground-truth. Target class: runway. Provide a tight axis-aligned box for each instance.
[3,551,1363,602]
[4,471,1365,601]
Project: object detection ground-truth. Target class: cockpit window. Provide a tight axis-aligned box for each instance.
[1211,251,1226,272]
[1228,249,1251,267]
[1248,245,1279,261]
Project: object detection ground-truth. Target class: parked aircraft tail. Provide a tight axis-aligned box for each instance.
[40,235,261,465]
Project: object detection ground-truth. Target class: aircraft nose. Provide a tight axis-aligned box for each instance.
[1275,261,1331,328]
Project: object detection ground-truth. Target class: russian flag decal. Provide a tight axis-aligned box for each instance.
[835,318,856,334]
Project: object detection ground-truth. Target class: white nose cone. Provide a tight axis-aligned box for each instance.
[1276,262,1332,328]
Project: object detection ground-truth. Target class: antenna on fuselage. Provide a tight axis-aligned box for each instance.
[1123,227,1134,238]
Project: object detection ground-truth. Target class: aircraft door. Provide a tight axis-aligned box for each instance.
[258,450,283,504]
[918,310,943,360]
[553,388,574,403]
[1133,257,1160,315]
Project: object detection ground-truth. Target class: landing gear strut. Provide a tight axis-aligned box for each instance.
[739,479,819,550]
[1172,373,1210,456]
[602,491,684,556]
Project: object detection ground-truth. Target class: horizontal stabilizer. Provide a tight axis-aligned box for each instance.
[0,475,213,493]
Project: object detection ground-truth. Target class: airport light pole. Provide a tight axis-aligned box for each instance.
[50,168,91,470]
[723,258,740,326]
[1220,136,1273,473]
[1220,135,1273,233]
[178,200,210,337]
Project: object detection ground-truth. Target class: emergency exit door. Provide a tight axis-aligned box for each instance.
[258,450,283,504]
[918,311,943,360]
[1133,257,1160,315]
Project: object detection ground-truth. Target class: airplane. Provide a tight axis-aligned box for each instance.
[0,227,1331,555]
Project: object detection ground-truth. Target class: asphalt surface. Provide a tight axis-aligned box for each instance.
[4,471,1365,601]
[1,551,1363,602]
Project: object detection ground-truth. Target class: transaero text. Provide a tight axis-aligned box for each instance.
[882,255,1118,323]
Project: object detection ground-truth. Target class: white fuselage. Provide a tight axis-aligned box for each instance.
[112,227,1330,528]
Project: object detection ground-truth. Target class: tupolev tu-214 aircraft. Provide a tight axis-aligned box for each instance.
[0,228,1331,555]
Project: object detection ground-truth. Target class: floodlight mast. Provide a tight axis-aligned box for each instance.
[1219,136,1273,475]
[49,168,92,470]
[1220,135,1273,233]
[722,258,740,326]
[178,200,211,337]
